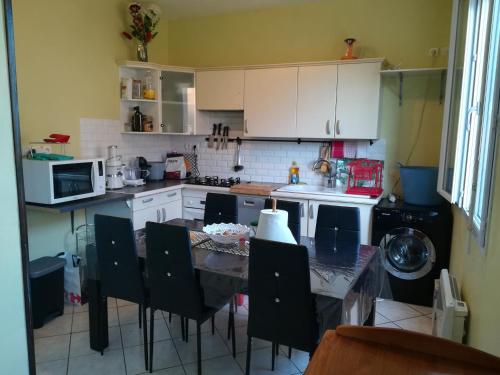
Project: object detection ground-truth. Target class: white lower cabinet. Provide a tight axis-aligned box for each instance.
[306,200,374,245]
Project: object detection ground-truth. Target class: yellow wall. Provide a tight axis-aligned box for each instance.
[13,0,168,157]
[12,0,168,259]
[449,152,500,356]
[168,0,451,68]
[167,0,450,195]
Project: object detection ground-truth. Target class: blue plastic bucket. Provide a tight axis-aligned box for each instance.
[399,166,444,206]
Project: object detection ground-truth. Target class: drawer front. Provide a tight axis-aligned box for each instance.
[131,189,181,211]
[183,196,207,209]
[164,189,181,203]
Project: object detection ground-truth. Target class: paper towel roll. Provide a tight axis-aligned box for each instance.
[255,209,297,245]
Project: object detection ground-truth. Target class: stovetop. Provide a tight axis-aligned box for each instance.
[185,176,241,188]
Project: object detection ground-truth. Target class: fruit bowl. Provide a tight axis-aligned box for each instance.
[202,223,250,245]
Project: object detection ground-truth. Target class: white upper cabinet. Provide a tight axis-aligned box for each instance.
[335,61,381,139]
[296,65,338,138]
[195,70,245,110]
[244,67,298,138]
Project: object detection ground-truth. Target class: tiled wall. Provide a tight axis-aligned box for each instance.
[80,118,170,164]
[80,117,386,186]
[169,135,325,184]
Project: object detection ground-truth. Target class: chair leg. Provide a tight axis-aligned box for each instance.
[149,309,155,373]
[245,335,252,375]
[288,346,292,359]
[142,305,148,371]
[228,299,234,340]
[196,321,202,375]
[211,315,215,335]
[230,311,236,358]
[271,342,276,371]
[169,312,172,323]
[234,295,238,313]
[276,343,279,356]
[181,316,185,341]
[185,318,189,342]
[138,304,142,329]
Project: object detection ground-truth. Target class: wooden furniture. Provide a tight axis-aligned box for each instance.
[229,183,274,196]
[297,65,337,138]
[305,326,500,375]
[243,67,298,138]
[195,70,245,110]
[119,61,195,135]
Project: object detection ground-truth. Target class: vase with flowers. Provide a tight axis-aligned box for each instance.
[122,2,161,62]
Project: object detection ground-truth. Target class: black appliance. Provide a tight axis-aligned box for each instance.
[186,176,241,188]
[372,198,452,306]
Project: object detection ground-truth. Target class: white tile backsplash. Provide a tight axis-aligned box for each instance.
[80,118,386,186]
[79,118,171,165]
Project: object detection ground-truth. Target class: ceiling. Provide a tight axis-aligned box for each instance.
[156,0,320,20]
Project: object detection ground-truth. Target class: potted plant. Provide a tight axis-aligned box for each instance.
[122,2,161,62]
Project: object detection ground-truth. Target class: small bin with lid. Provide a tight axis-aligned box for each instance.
[29,256,66,328]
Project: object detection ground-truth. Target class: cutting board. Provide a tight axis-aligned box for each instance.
[230,183,273,196]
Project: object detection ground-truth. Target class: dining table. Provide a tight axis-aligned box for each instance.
[85,218,384,353]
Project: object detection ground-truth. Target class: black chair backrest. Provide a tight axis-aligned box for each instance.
[315,205,360,247]
[204,192,238,225]
[247,238,317,352]
[145,222,204,320]
[94,214,145,304]
[264,199,301,242]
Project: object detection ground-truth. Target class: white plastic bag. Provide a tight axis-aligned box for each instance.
[57,252,83,305]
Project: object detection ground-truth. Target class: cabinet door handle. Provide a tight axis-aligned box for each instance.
[335,120,340,135]
[142,197,154,204]
[157,209,161,222]
[162,207,166,222]
[200,200,206,205]
[244,200,255,207]
[244,119,248,134]
[326,120,331,135]
[309,204,314,219]
[300,203,304,218]
[167,192,177,198]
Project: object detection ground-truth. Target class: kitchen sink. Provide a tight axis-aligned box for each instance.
[276,184,367,198]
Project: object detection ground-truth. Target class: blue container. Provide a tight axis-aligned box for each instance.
[400,166,444,206]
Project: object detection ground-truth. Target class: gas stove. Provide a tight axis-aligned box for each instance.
[186,176,241,188]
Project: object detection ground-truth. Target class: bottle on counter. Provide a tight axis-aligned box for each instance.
[289,161,300,184]
[132,106,144,132]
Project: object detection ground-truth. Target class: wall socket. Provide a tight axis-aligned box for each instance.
[428,47,439,57]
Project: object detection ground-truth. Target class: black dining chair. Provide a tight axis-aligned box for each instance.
[314,205,360,249]
[94,214,149,371]
[145,222,236,374]
[245,238,318,374]
[264,198,301,243]
[204,192,238,225]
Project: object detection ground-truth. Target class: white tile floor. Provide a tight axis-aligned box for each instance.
[34,298,433,375]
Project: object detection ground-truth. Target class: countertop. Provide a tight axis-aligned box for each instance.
[107,179,381,205]
[26,192,133,214]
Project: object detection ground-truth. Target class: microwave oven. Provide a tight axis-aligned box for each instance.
[23,158,106,204]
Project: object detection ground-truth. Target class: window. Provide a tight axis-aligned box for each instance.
[438,0,500,248]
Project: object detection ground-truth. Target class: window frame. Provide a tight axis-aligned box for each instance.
[438,0,500,249]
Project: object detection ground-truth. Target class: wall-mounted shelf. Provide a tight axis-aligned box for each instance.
[381,67,447,106]
[121,131,193,136]
[121,98,158,103]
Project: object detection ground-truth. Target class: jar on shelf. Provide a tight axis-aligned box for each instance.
[143,70,156,100]
[132,79,142,99]
[143,116,154,132]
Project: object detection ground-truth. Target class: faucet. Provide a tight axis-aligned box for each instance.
[312,159,337,188]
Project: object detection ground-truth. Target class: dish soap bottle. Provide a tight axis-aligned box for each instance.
[289,161,300,184]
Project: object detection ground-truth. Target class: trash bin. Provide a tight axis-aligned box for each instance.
[29,256,66,328]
